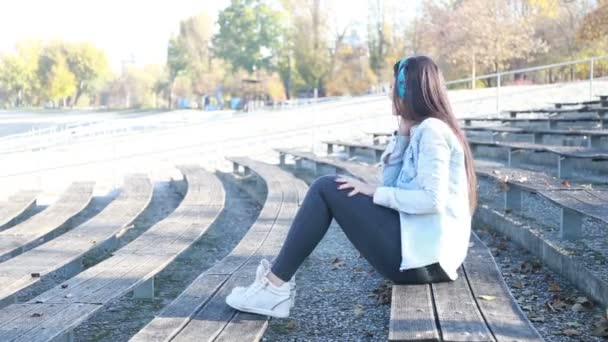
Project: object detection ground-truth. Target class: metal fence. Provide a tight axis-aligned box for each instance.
[445,56,608,112]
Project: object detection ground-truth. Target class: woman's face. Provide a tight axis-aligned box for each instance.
[389,80,397,115]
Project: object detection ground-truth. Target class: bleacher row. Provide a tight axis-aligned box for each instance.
[0,95,604,341]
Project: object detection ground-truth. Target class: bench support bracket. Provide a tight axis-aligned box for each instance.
[504,186,523,212]
[560,207,583,240]
[133,277,155,299]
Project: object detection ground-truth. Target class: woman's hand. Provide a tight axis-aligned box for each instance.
[335,176,376,197]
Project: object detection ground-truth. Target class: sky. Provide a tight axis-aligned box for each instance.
[0,0,419,72]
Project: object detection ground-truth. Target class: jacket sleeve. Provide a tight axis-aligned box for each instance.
[373,123,450,214]
[380,131,410,186]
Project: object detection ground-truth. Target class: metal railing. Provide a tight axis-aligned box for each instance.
[445,56,608,113]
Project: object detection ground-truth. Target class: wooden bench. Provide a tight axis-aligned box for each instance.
[0,174,153,309]
[316,140,607,242]
[463,126,608,148]
[366,131,393,145]
[0,166,224,342]
[275,149,542,341]
[553,99,608,108]
[460,116,607,129]
[276,147,379,184]
[323,140,384,162]
[0,190,39,231]
[467,139,608,179]
[129,158,307,342]
[0,182,94,262]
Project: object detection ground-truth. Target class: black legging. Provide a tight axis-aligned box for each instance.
[271,175,452,285]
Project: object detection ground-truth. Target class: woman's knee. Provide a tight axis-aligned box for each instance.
[310,175,337,192]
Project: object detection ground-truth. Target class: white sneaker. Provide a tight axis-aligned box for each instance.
[230,259,296,308]
[226,260,292,318]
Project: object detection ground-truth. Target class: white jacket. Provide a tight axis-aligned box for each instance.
[372,117,471,280]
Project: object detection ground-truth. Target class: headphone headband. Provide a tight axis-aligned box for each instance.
[394,57,409,99]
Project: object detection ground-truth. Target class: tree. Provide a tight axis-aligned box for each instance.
[63,42,109,106]
[577,0,608,42]
[0,55,30,106]
[44,55,77,106]
[326,44,377,96]
[213,0,283,73]
[0,40,42,106]
[167,13,217,107]
[415,0,546,83]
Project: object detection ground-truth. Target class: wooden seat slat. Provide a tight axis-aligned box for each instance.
[0,190,39,231]
[130,158,305,342]
[0,175,153,307]
[464,235,543,342]
[0,182,94,262]
[0,167,224,342]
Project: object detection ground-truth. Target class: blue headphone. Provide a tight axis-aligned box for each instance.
[394,57,409,99]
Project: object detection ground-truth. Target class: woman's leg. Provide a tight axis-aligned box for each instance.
[270,175,450,284]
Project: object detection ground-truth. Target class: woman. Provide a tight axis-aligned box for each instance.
[226,55,477,318]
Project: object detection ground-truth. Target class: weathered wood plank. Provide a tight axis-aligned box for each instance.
[0,190,39,231]
[171,276,249,342]
[464,234,543,342]
[137,158,302,342]
[431,267,493,341]
[389,285,439,342]
[0,175,153,304]
[12,303,99,342]
[276,147,380,185]
[128,274,227,342]
[0,182,95,262]
[0,167,225,341]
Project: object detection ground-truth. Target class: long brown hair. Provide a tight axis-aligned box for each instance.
[392,55,477,214]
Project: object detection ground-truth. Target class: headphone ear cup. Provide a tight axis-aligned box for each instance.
[396,58,408,99]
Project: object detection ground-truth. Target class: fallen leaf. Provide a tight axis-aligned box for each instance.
[561,179,570,187]
[562,329,581,336]
[354,304,365,317]
[530,316,545,322]
[478,295,496,301]
[285,319,296,330]
[31,273,40,278]
[548,283,561,292]
[572,303,586,312]
[330,257,345,269]
[31,313,42,318]
[592,326,608,337]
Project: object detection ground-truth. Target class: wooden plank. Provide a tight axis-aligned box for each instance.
[464,234,543,342]
[171,276,249,342]
[0,303,68,341]
[133,158,301,342]
[0,182,95,262]
[0,167,225,341]
[389,285,439,342]
[276,148,380,185]
[0,175,153,304]
[214,175,302,340]
[431,267,493,341]
[12,303,100,342]
[128,274,227,342]
[0,190,39,231]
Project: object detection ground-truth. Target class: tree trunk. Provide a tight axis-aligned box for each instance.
[471,52,476,89]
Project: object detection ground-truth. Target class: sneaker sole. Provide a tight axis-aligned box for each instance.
[226,296,290,318]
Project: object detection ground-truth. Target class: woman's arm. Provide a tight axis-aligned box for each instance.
[373,123,451,214]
